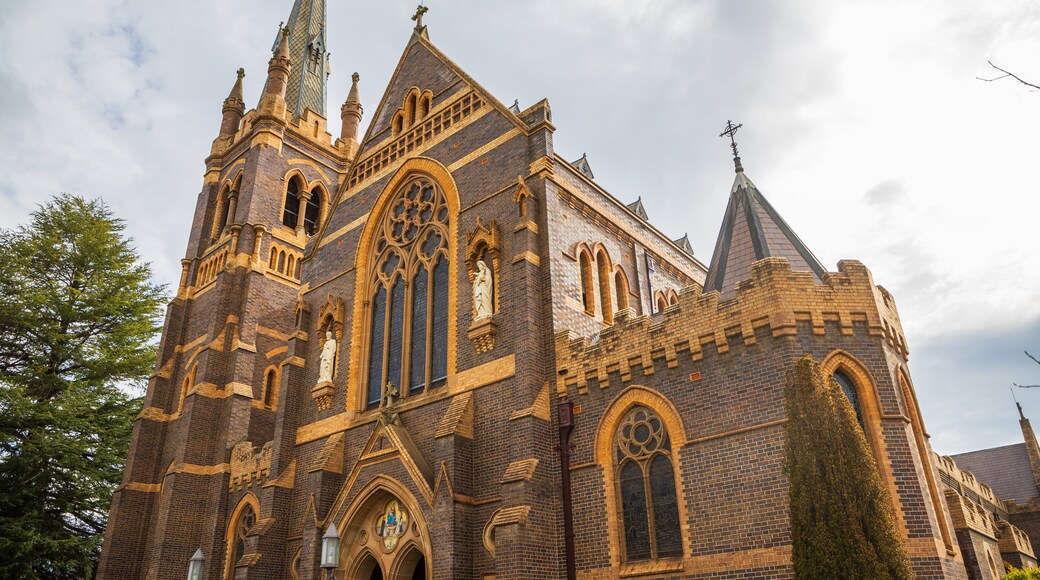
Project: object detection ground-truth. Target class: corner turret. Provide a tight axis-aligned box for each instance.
[218,68,246,137]
[259,27,292,115]
[338,72,363,146]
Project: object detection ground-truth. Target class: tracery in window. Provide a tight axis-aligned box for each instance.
[365,177,449,408]
[226,503,256,578]
[833,370,864,429]
[615,406,683,562]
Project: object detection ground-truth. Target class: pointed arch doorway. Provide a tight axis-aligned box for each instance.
[337,477,431,580]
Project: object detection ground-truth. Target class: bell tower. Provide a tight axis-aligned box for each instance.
[97,0,363,577]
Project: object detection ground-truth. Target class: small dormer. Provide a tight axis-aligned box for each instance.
[627,197,648,221]
[572,153,594,180]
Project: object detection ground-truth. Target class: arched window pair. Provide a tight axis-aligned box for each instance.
[653,289,678,313]
[392,88,433,136]
[282,177,323,235]
[615,406,683,562]
[365,176,449,409]
[578,246,630,323]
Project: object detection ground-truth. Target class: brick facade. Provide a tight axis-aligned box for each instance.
[98,10,1000,580]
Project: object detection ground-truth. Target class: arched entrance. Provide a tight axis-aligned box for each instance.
[336,477,431,580]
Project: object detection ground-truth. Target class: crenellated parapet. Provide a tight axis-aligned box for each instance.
[555,257,909,395]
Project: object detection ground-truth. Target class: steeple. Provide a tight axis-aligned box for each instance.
[218,68,245,137]
[704,122,827,297]
[272,0,328,119]
[1018,403,1040,495]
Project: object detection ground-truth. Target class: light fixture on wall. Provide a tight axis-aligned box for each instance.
[187,548,204,580]
[321,523,341,579]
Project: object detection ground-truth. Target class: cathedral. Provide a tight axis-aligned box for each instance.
[97,2,1038,579]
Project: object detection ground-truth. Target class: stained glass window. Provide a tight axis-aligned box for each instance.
[409,268,428,393]
[615,406,683,562]
[834,371,863,428]
[366,176,449,407]
[367,286,386,408]
[231,504,255,569]
[430,258,448,388]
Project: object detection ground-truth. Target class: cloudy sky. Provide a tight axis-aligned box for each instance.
[1,0,1037,454]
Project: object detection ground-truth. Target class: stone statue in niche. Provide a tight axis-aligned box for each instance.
[318,331,337,384]
[473,260,493,321]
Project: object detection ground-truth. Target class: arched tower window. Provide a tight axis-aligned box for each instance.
[282,178,301,229]
[833,370,864,429]
[596,249,613,324]
[615,406,683,562]
[655,292,668,313]
[303,186,323,235]
[614,269,630,312]
[579,250,594,315]
[366,177,449,408]
[263,368,277,407]
[226,502,256,579]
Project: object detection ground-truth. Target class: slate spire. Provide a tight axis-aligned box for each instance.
[704,124,827,297]
[269,0,328,119]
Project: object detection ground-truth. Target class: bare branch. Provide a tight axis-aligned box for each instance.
[977,61,1040,90]
[1026,350,1040,365]
[1014,383,1040,389]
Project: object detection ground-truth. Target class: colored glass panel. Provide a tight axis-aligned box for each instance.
[387,281,404,393]
[367,286,386,407]
[430,258,448,387]
[409,267,428,393]
[620,460,651,561]
[649,455,682,558]
[834,371,864,428]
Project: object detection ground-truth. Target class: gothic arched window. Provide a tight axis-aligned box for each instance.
[282,178,301,229]
[615,406,683,562]
[263,368,277,407]
[833,370,864,429]
[366,176,449,408]
[227,503,256,578]
[596,249,613,324]
[579,250,594,315]
[614,269,630,312]
[303,187,322,235]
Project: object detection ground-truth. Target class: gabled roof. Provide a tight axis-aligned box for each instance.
[704,169,827,297]
[951,443,1038,504]
[508,99,521,114]
[673,234,693,255]
[571,153,594,180]
[627,197,648,220]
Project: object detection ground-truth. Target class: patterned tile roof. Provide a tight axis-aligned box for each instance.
[268,0,328,119]
[951,443,1039,504]
[704,170,826,298]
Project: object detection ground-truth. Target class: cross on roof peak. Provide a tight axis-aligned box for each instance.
[719,120,744,173]
[412,4,429,31]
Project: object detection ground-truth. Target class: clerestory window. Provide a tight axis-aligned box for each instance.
[365,176,449,409]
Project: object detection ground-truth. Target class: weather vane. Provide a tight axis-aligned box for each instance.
[719,120,744,173]
[412,4,429,31]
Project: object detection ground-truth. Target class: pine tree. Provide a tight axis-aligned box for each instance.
[0,194,166,579]
[783,355,914,580]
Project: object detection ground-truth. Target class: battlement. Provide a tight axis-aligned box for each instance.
[555,257,908,395]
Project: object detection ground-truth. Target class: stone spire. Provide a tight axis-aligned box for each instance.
[218,68,246,137]
[259,27,292,114]
[704,123,827,298]
[339,72,363,143]
[1018,403,1040,495]
[275,0,329,119]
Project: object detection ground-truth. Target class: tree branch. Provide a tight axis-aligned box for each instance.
[977,61,1040,90]
[1026,350,1040,366]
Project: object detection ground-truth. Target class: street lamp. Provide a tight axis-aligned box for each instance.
[187,548,204,580]
[320,523,341,580]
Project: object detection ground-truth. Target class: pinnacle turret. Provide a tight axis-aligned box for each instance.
[218,68,246,137]
[259,27,292,114]
[340,72,363,143]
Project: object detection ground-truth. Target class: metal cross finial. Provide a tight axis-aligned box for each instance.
[719,120,744,173]
[412,4,429,31]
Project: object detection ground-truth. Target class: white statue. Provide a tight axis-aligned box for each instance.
[473,260,493,321]
[318,330,336,383]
